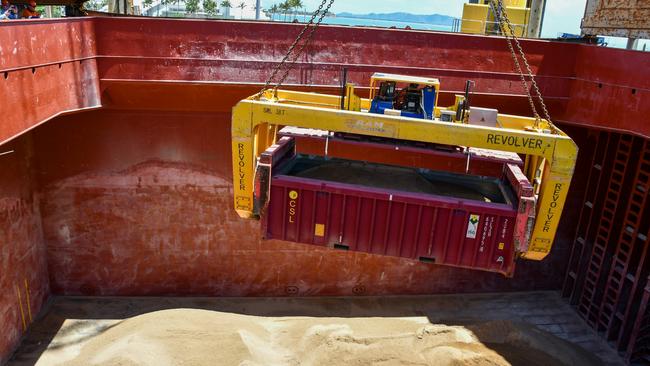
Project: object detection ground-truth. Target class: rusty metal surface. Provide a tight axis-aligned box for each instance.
[2,17,648,139]
[0,19,101,146]
[582,0,650,39]
[91,17,576,91]
[0,137,50,365]
[0,19,96,71]
[33,109,569,297]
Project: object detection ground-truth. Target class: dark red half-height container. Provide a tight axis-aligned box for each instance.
[256,136,535,277]
[265,174,519,276]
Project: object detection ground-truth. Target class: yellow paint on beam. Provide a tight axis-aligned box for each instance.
[15,284,26,331]
[24,278,32,322]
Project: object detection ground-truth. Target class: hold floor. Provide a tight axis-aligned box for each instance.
[8,292,623,365]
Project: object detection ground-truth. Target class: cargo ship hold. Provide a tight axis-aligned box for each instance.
[1,1,650,364]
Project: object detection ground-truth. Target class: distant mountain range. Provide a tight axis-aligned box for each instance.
[336,12,455,25]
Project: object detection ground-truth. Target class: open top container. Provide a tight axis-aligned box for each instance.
[257,136,535,277]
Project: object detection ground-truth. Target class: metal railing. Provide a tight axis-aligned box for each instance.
[452,17,527,36]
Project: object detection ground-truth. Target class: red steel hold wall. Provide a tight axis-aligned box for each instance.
[33,109,569,296]
[0,137,49,365]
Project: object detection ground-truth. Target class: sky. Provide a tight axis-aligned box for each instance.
[246,0,588,38]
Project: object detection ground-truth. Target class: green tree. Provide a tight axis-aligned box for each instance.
[52,5,64,16]
[293,0,304,21]
[142,0,153,9]
[289,0,302,21]
[159,0,176,16]
[220,0,231,8]
[203,0,217,15]
[236,1,245,18]
[279,0,289,21]
[267,3,278,20]
[85,0,108,11]
[185,0,199,13]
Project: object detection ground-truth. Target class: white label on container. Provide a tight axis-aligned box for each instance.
[466,214,480,239]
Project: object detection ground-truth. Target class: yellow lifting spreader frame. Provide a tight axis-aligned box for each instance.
[231,85,577,261]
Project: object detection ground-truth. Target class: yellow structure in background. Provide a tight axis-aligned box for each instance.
[461,0,530,37]
[461,4,491,34]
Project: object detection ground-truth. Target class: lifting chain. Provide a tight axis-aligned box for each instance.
[490,0,556,131]
[258,0,555,132]
[257,0,335,99]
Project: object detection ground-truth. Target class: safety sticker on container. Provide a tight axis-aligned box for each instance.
[314,224,325,237]
[466,214,480,239]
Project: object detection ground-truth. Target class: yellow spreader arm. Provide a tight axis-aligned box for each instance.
[231,90,577,261]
